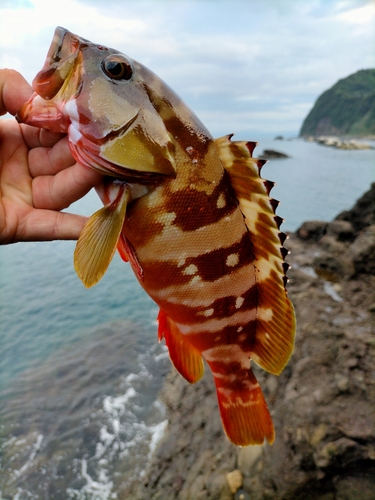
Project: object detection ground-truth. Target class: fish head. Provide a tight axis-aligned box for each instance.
[17,27,177,180]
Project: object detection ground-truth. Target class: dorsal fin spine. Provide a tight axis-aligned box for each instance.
[246,141,257,156]
[257,158,267,173]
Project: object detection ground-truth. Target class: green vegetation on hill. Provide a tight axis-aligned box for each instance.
[300,69,375,137]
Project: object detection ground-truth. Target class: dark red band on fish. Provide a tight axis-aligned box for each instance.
[163,170,239,232]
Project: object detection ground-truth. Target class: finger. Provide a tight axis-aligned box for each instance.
[28,136,75,177]
[0,69,66,148]
[32,162,103,211]
[21,123,67,149]
[0,69,33,116]
[20,209,89,241]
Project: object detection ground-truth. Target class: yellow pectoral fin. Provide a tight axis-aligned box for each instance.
[74,184,130,288]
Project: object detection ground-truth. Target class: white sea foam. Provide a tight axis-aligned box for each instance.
[67,348,168,499]
[1,326,170,498]
[147,419,168,460]
[67,458,116,500]
[103,387,137,415]
[13,434,43,478]
[154,349,169,362]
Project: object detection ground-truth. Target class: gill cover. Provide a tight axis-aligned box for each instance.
[17,26,176,178]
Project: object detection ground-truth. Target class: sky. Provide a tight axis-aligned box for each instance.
[0,0,374,138]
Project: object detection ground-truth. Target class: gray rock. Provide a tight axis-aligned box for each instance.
[297,220,328,241]
[313,251,355,279]
[335,475,375,500]
[320,235,349,254]
[326,220,355,242]
[260,149,289,159]
[336,182,375,233]
[349,225,375,274]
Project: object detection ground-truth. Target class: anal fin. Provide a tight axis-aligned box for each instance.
[157,310,204,384]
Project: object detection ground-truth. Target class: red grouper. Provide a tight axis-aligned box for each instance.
[17,27,296,446]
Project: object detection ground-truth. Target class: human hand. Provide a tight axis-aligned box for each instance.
[0,69,102,244]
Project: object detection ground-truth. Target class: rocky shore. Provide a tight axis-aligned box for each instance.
[304,136,373,150]
[126,184,375,500]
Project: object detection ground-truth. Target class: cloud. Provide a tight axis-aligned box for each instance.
[337,2,375,24]
[1,0,374,136]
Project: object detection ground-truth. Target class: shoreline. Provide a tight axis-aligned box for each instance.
[301,135,374,149]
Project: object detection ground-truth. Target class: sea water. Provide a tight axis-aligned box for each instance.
[0,138,374,499]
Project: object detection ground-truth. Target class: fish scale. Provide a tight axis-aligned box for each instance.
[17,27,296,446]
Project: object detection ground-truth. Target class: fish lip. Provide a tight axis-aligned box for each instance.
[16,29,84,132]
[16,93,69,132]
[32,27,81,100]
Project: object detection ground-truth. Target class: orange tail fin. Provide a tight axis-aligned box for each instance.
[209,362,275,446]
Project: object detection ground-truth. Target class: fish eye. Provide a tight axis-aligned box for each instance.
[101,55,133,81]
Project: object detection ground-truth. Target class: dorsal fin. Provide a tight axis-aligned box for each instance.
[215,135,296,375]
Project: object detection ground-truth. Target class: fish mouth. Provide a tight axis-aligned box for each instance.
[16,27,83,132]
[67,110,165,183]
[68,121,165,183]
[33,26,82,100]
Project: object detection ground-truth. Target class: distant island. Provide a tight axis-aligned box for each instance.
[300,69,375,137]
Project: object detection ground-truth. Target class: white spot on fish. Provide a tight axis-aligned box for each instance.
[184,309,257,335]
[199,308,214,317]
[237,326,243,333]
[217,193,226,209]
[158,212,176,225]
[226,253,239,267]
[203,346,251,371]
[65,99,80,122]
[183,264,198,275]
[258,308,273,321]
[190,275,202,285]
[235,297,244,309]
[177,259,186,268]
[68,124,82,145]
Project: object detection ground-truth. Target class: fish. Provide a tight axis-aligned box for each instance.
[17,27,296,446]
